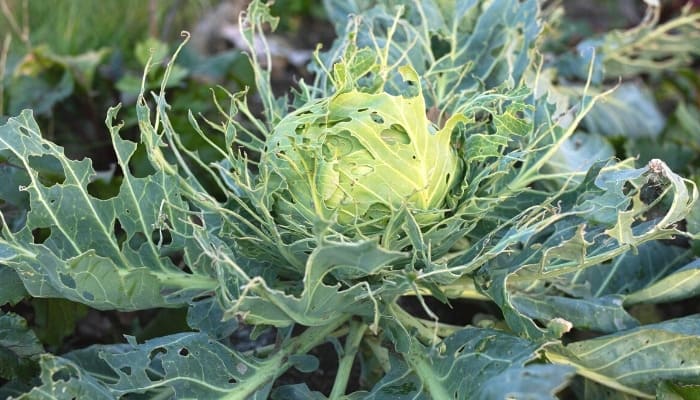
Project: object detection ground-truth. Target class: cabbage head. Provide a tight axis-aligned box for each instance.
[261,67,465,233]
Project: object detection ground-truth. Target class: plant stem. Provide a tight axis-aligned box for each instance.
[220,316,349,400]
[329,320,367,399]
[405,276,489,301]
[390,302,440,346]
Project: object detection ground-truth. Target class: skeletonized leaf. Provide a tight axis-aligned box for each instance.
[319,0,540,111]
[223,238,406,327]
[555,6,700,81]
[0,109,217,310]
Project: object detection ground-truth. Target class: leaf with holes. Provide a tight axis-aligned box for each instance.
[0,109,216,310]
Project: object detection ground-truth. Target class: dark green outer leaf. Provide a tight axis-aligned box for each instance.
[506,241,694,333]
[544,132,615,183]
[99,333,260,398]
[54,319,344,400]
[11,355,114,400]
[271,384,328,400]
[0,313,43,381]
[546,315,700,397]
[187,297,239,339]
[0,267,27,305]
[571,241,690,299]
[511,294,638,333]
[583,83,665,138]
[353,327,573,399]
[31,298,88,347]
[7,71,74,117]
[626,258,700,305]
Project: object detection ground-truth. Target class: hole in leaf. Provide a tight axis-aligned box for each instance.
[431,35,451,58]
[151,228,172,247]
[179,348,189,356]
[325,117,351,128]
[114,219,126,249]
[148,347,167,361]
[31,227,51,244]
[120,366,132,375]
[27,155,66,186]
[189,214,203,227]
[167,250,186,271]
[87,174,121,200]
[145,346,167,382]
[128,144,156,178]
[380,125,410,145]
[51,370,70,382]
[82,291,94,301]
[370,112,384,124]
[59,273,76,289]
[146,368,162,383]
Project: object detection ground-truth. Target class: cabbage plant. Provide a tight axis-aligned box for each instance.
[263,67,462,231]
[1,0,700,399]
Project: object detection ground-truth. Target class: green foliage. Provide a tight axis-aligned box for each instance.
[1,0,700,399]
[0,312,43,382]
